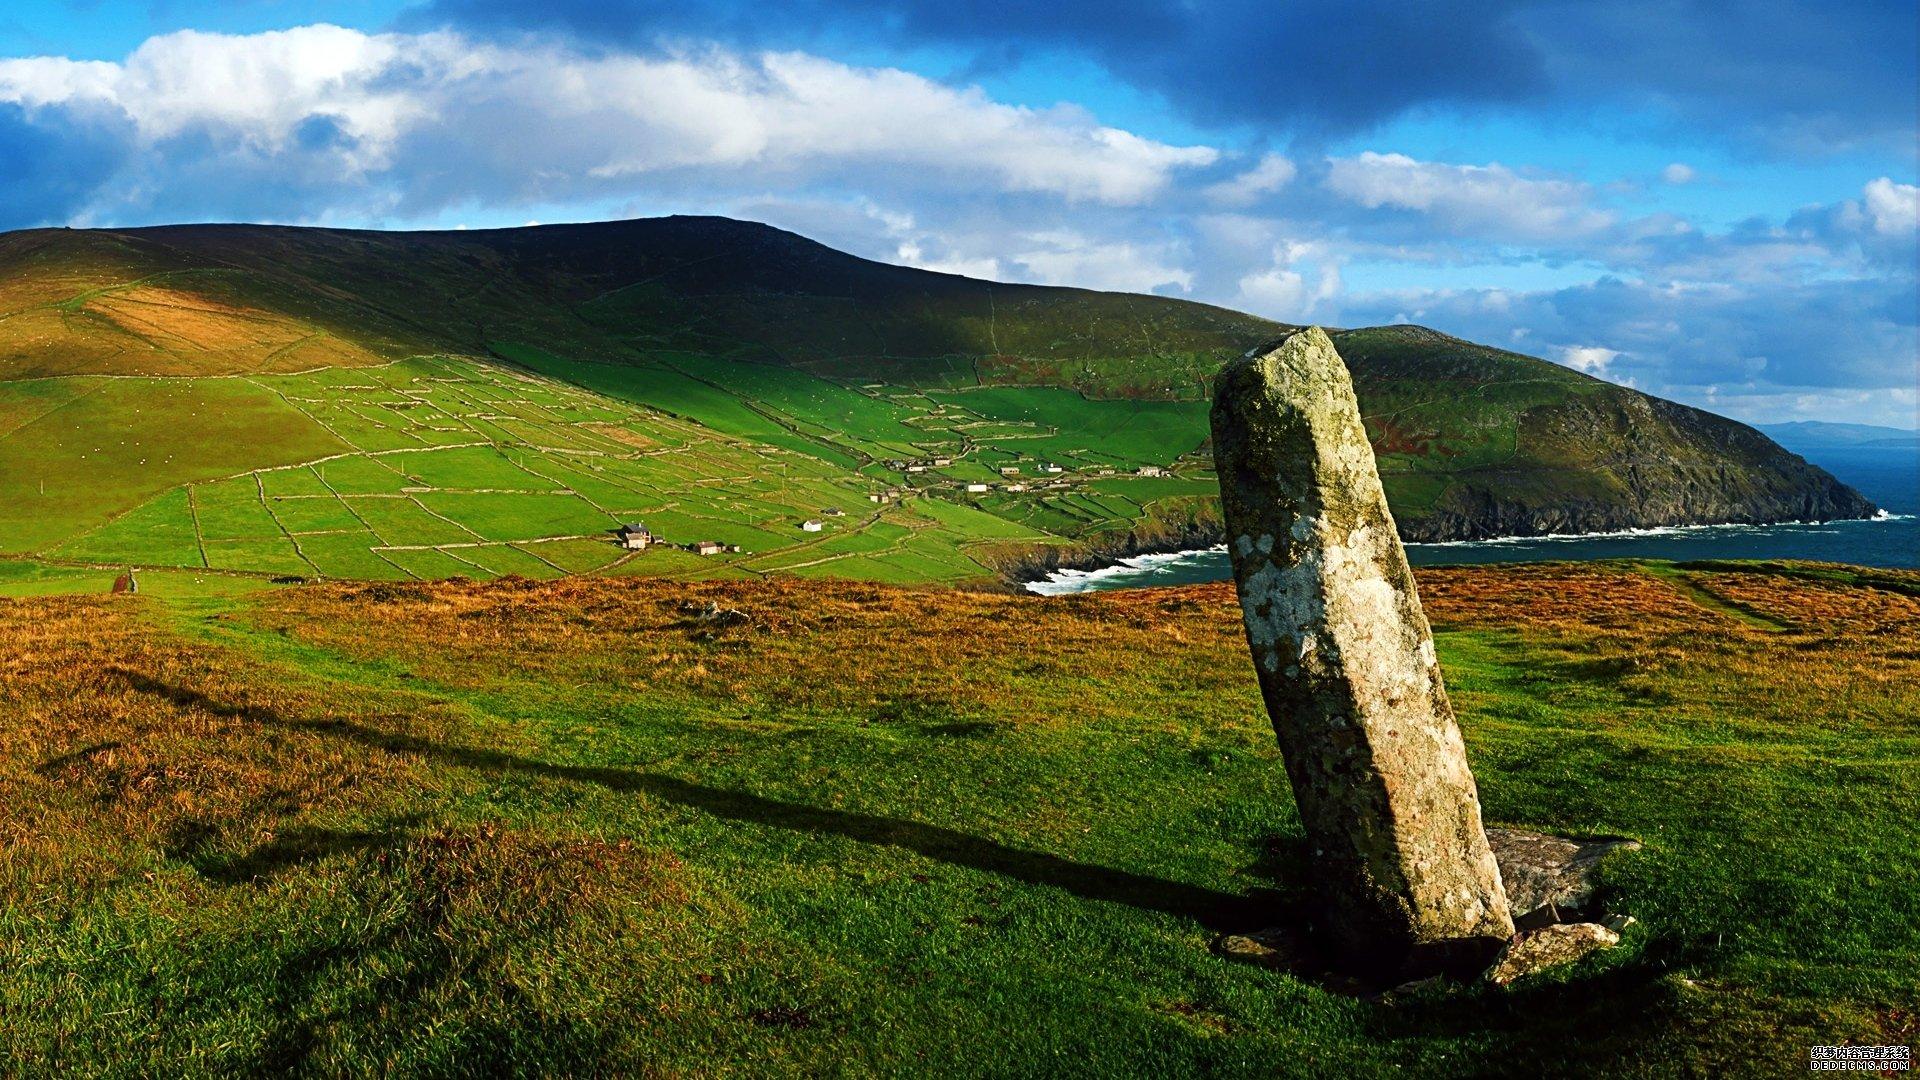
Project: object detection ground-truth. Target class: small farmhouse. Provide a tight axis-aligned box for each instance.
[822,507,846,517]
[1138,465,1165,477]
[1004,483,1028,492]
[999,466,1020,476]
[692,540,725,556]
[801,519,824,532]
[1040,463,1064,474]
[931,457,952,466]
[965,483,989,493]
[617,522,653,550]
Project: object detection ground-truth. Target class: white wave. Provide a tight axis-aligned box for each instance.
[1025,513,1913,594]
[1414,513,1910,547]
[1023,545,1227,596]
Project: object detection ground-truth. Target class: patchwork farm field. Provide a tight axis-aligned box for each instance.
[0,218,1870,592]
[2,349,1220,590]
[3,560,1915,1075]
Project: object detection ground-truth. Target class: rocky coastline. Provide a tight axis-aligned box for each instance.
[987,482,1879,588]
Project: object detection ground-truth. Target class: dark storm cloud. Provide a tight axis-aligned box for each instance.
[403,0,1916,153]
[1523,0,1920,155]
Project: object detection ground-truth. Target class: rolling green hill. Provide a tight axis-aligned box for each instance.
[0,217,1873,586]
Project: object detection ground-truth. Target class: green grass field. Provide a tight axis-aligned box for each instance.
[3,349,1221,589]
[3,561,1913,1075]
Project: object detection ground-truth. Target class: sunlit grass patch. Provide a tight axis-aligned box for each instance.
[0,562,1915,1072]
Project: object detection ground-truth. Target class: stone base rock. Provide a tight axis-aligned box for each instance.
[1484,922,1621,986]
[1488,828,1642,930]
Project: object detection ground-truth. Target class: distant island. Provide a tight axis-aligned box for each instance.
[1760,421,1920,452]
[0,216,1874,586]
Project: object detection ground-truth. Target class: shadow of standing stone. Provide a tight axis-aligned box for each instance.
[1211,327,1514,980]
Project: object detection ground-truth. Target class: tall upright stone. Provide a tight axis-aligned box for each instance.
[1211,327,1513,976]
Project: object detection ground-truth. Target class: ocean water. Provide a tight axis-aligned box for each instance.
[1028,446,1919,595]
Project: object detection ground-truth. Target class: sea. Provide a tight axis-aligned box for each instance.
[1027,445,1919,595]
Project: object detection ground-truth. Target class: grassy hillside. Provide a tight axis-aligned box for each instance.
[0,218,1872,585]
[3,561,1914,1074]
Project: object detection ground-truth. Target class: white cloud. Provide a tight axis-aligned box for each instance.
[570,49,1217,202]
[0,26,1217,212]
[1862,177,1919,236]
[896,242,1003,280]
[730,195,1008,280]
[1011,230,1192,294]
[1324,151,1614,241]
[0,27,438,174]
[1203,152,1296,206]
[1232,241,1340,320]
[1556,345,1620,375]
[1660,162,1696,185]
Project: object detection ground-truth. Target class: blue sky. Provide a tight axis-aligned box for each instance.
[2,0,1914,427]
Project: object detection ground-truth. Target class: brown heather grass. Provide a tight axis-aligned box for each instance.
[0,592,682,905]
[0,260,382,378]
[1700,569,1920,639]
[259,560,1873,725]
[1,595,442,881]
[257,574,1258,730]
[0,593,694,1075]
[1415,561,1743,635]
[250,560,1920,787]
[0,561,1914,1075]
[81,284,385,374]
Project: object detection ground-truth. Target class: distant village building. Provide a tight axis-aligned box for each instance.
[1095,468,1116,476]
[617,522,654,550]
[1040,463,1065,474]
[692,540,725,556]
[999,466,1021,476]
[801,519,825,532]
[1138,465,1166,477]
[822,507,846,517]
[905,465,927,473]
[965,483,989,493]
[868,493,887,503]
[931,457,953,467]
[1004,483,1028,492]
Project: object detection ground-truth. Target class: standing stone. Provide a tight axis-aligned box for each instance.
[1211,327,1514,976]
